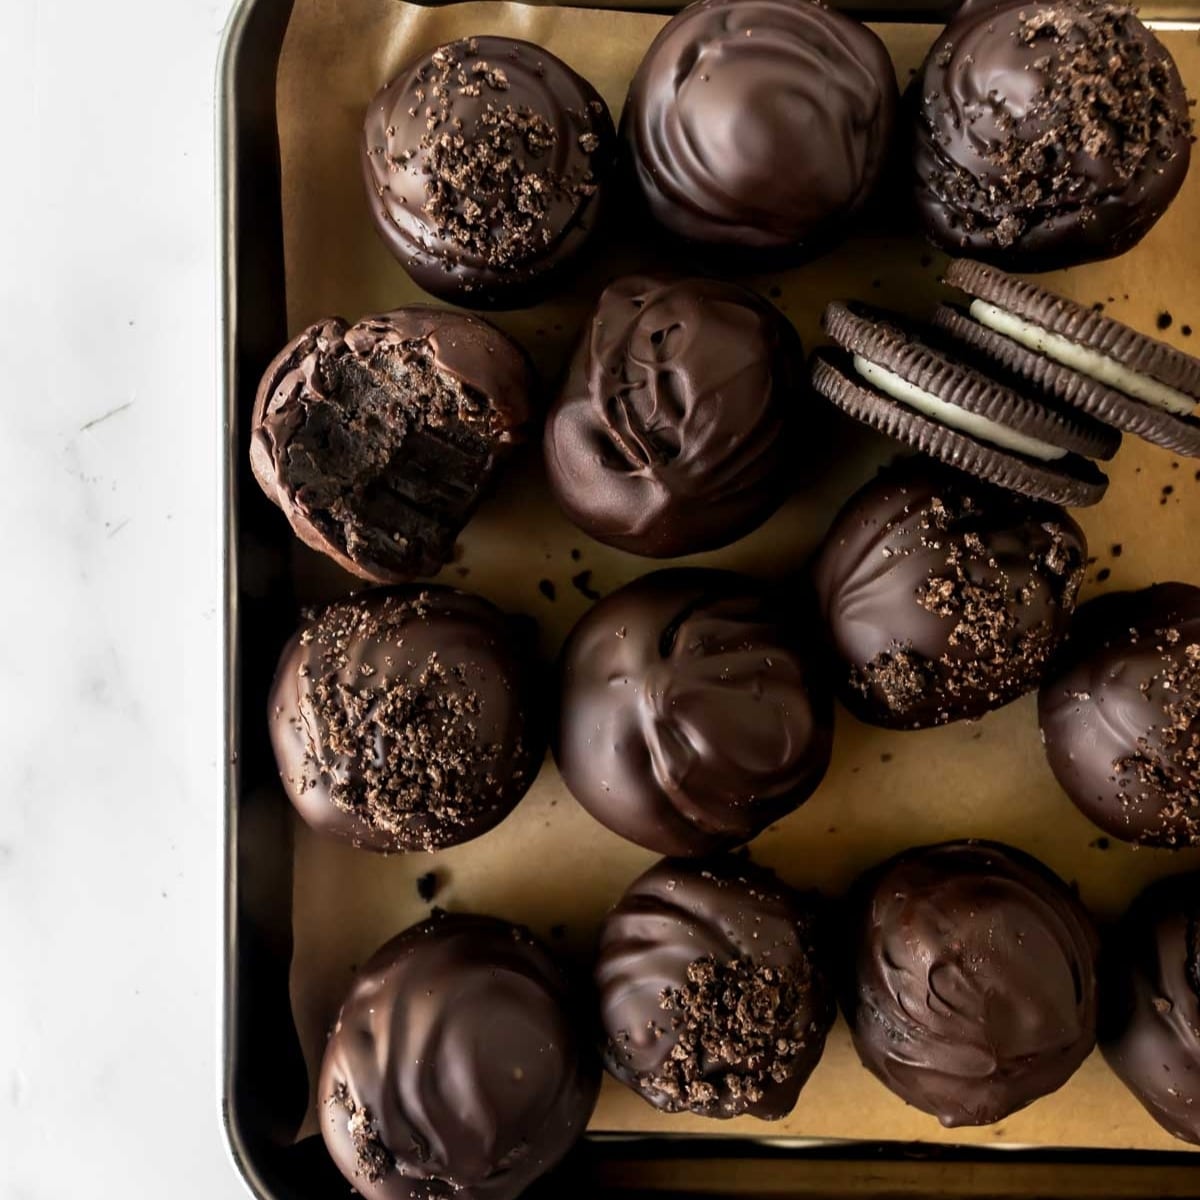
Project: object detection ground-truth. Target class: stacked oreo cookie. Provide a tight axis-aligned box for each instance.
[813,260,1200,511]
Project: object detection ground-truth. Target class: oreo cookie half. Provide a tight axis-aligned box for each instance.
[813,302,1110,507]
[943,260,1200,458]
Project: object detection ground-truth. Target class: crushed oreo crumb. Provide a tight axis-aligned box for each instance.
[620,953,817,1116]
[922,0,1192,249]
[1121,631,1200,845]
[330,1084,391,1183]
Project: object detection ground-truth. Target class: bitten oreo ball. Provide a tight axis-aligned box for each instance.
[555,570,833,856]
[251,308,534,584]
[268,587,545,852]
[319,912,599,1200]
[596,856,835,1118]
[913,0,1192,270]
[843,841,1100,1127]
[812,459,1086,729]
[624,0,897,255]
[544,276,803,557]
[1102,872,1200,1145]
[1039,584,1200,847]
[362,37,615,307]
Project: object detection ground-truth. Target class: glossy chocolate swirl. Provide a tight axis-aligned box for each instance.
[595,856,835,1118]
[543,276,802,557]
[843,840,1100,1127]
[269,587,544,853]
[319,913,599,1200]
[555,570,834,856]
[1039,584,1200,847]
[913,0,1192,270]
[1102,872,1200,1145]
[623,0,898,252]
[812,459,1086,729]
[362,37,615,307]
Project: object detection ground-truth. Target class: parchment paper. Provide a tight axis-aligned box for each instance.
[276,0,1200,1151]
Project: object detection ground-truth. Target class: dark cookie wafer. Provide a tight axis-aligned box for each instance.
[944,261,1200,458]
[934,304,1200,458]
[823,303,1118,462]
[811,352,1108,508]
[947,261,1200,399]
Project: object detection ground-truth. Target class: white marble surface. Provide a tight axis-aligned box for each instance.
[2,0,244,1195]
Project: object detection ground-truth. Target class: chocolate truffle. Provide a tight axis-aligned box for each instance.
[812,459,1087,729]
[543,276,803,557]
[362,37,615,307]
[555,570,833,856]
[913,0,1192,270]
[1102,872,1200,1144]
[268,587,544,852]
[843,840,1100,1127]
[319,912,599,1200]
[624,0,897,255]
[595,856,834,1118]
[251,308,534,584]
[1038,584,1200,847]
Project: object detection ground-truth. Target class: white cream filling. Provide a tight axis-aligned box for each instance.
[969,299,1197,419]
[852,354,1068,463]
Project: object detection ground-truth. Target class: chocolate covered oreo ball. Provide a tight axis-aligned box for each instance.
[1039,584,1200,847]
[1102,873,1200,1144]
[843,841,1100,1126]
[544,276,803,556]
[319,912,599,1200]
[269,587,544,852]
[624,0,897,255]
[555,570,833,856]
[251,308,534,584]
[913,0,1192,270]
[812,459,1086,729]
[596,856,834,1118]
[362,37,615,307]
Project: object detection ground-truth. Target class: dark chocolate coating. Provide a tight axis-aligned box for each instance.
[1102,872,1200,1144]
[843,840,1100,1127]
[913,0,1192,270]
[543,276,803,557]
[623,0,897,253]
[268,587,544,852]
[555,570,833,856]
[362,37,615,307]
[251,308,534,583]
[812,459,1086,729]
[318,912,599,1200]
[1038,584,1200,847]
[595,856,834,1118]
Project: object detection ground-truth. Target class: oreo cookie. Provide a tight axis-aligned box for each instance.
[941,260,1200,458]
[812,302,1111,507]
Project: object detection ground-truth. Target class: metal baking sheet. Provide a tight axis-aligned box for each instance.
[220,0,1200,1195]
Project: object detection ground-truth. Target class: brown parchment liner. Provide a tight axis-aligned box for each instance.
[276,0,1200,1151]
